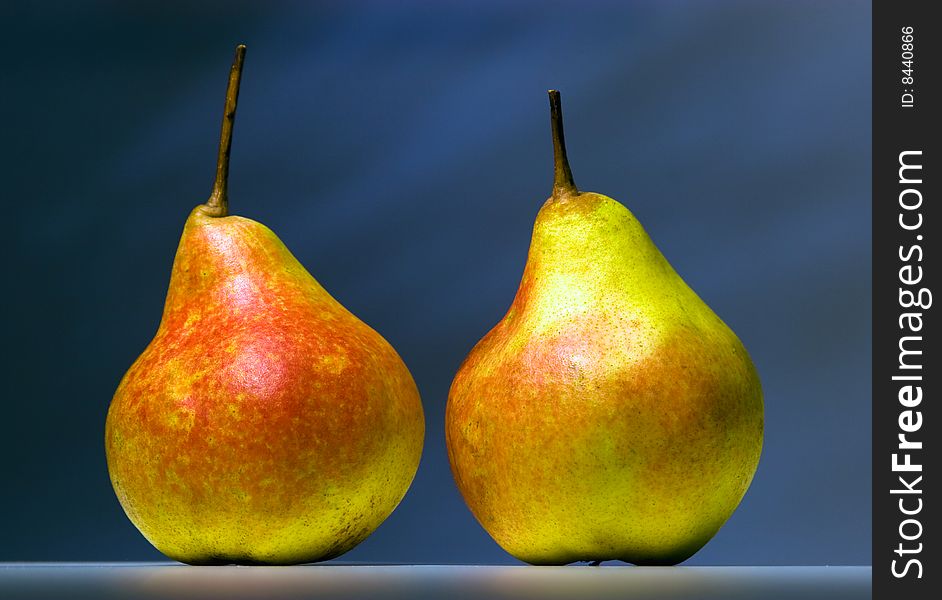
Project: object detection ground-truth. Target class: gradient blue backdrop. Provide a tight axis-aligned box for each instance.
[1,1,871,565]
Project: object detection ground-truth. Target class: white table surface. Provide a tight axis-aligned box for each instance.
[0,563,871,599]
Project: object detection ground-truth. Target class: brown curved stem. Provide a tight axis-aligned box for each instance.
[548,90,577,197]
[204,44,246,217]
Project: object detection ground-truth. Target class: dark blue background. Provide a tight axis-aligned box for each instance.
[1,1,871,565]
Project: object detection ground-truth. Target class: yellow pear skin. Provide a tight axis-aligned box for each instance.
[445,91,763,566]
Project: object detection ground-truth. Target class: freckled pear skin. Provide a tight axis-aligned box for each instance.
[105,46,424,565]
[445,91,762,566]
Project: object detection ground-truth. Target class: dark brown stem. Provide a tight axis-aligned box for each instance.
[203,44,246,217]
[548,90,577,197]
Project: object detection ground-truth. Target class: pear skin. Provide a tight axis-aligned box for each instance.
[445,91,762,566]
[105,46,424,565]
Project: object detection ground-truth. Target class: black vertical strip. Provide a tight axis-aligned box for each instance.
[873,0,937,597]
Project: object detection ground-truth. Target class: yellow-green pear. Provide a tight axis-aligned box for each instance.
[446,91,763,565]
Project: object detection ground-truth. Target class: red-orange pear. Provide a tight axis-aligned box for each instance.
[106,46,424,565]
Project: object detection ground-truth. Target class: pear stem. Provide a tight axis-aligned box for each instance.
[548,90,577,197]
[203,44,246,217]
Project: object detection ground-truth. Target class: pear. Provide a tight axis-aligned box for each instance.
[105,46,424,565]
[445,91,763,566]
